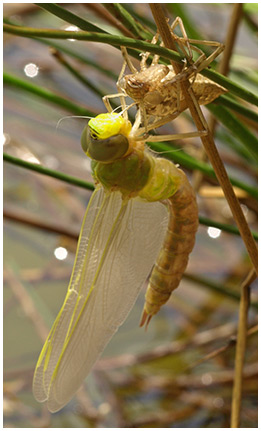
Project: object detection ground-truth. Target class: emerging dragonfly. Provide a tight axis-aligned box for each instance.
[33,106,198,412]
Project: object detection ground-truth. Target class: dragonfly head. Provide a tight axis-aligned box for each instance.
[81,113,131,162]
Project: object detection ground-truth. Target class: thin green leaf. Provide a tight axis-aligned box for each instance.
[216,129,257,164]
[3,16,118,80]
[123,4,157,32]
[4,23,257,106]
[3,153,95,191]
[215,95,258,123]
[199,216,257,241]
[184,273,258,309]
[51,49,106,99]
[36,3,107,33]
[207,104,258,159]
[3,72,95,116]
[103,3,152,39]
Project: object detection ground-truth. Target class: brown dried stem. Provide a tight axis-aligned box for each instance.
[95,321,258,371]
[230,268,256,427]
[149,4,258,274]
[219,3,243,76]
[193,3,243,190]
[3,208,79,240]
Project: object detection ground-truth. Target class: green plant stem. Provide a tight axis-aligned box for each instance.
[36,3,107,33]
[3,23,258,106]
[198,216,257,241]
[123,4,157,32]
[3,23,182,62]
[3,153,95,191]
[42,40,118,80]
[184,273,257,310]
[3,72,95,116]
[207,104,257,159]
[4,153,257,241]
[50,49,105,100]
[215,95,258,123]
[242,7,258,33]
[3,17,118,80]
[217,129,257,164]
[103,3,152,39]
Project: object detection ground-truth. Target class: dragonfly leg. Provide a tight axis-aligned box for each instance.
[179,37,225,72]
[170,17,193,63]
[140,130,208,143]
[102,92,127,113]
[135,109,183,137]
[120,46,137,73]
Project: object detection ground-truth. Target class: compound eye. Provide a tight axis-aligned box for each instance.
[91,134,129,162]
[81,127,129,162]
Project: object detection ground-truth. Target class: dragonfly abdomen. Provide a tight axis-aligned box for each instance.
[141,168,198,326]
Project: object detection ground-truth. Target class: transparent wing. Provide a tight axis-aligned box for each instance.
[33,187,168,412]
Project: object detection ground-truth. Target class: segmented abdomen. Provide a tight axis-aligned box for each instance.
[140,167,198,326]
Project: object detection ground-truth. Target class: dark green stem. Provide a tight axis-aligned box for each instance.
[3,153,95,191]
[199,216,257,241]
[184,273,257,310]
[215,95,258,123]
[3,23,182,62]
[50,49,106,100]
[207,104,257,159]
[3,17,118,80]
[3,23,257,106]
[36,3,107,33]
[3,72,95,116]
[103,3,152,39]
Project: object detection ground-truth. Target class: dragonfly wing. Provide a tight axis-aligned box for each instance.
[33,188,107,402]
[33,188,168,412]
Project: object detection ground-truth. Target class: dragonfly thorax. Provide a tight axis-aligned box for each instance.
[91,148,152,197]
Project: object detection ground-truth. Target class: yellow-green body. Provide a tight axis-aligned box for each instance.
[86,113,198,324]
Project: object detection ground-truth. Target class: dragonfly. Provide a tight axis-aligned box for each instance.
[33,107,198,412]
